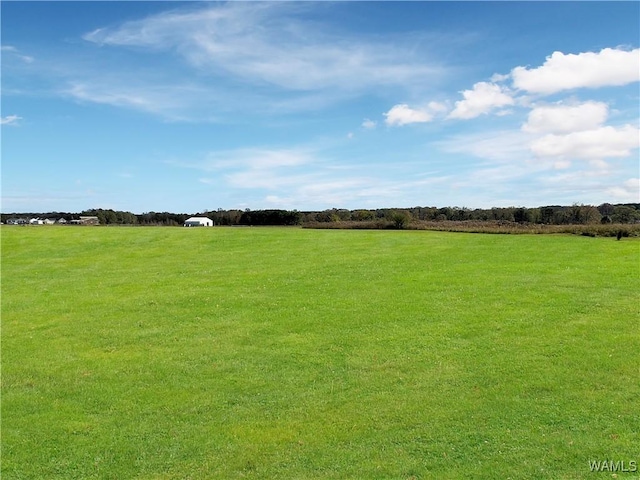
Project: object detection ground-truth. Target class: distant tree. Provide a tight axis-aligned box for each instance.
[239,209,301,226]
[528,208,542,224]
[452,207,472,221]
[612,206,639,224]
[540,206,556,224]
[334,209,352,221]
[513,207,532,223]
[353,209,374,221]
[115,211,137,224]
[598,203,614,217]
[389,210,412,229]
[315,210,335,222]
[491,207,515,222]
[437,207,454,221]
[472,209,490,221]
[581,205,601,224]
[104,209,118,224]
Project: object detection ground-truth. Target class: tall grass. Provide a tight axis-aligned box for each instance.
[2,226,638,479]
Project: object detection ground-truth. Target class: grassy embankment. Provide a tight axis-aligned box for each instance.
[2,226,638,479]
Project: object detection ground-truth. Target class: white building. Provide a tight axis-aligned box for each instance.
[184,216,214,227]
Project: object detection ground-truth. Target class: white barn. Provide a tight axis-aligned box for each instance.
[184,216,213,227]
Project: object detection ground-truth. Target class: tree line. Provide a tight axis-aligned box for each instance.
[2,203,639,227]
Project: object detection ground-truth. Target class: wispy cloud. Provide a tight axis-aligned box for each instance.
[83,3,443,95]
[202,148,315,171]
[1,45,34,63]
[437,130,534,163]
[361,118,377,129]
[63,81,216,121]
[169,144,456,209]
[436,130,636,206]
[1,115,23,126]
[10,2,446,122]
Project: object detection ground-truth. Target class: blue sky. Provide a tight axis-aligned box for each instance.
[2,1,639,214]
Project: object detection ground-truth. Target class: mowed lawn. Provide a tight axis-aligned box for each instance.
[2,226,638,479]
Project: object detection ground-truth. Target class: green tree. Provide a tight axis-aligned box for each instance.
[353,210,374,221]
[612,206,639,223]
[513,207,532,223]
[389,210,412,229]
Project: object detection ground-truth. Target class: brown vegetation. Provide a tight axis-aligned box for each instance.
[303,219,640,237]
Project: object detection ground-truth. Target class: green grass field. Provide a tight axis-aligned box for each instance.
[2,226,638,479]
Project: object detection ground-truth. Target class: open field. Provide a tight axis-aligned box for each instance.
[2,226,638,479]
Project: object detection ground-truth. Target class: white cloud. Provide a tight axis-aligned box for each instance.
[490,73,510,83]
[362,118,377,129]
[553,159,572,170]
[1,115,23,126]
[522,101,609,134]
[530,125,640,160]
[606,178,640,202]
[384,104,433,126]
[623,178,640,191]
[511,47,640,95]
[426,101,448,113]
[447,82,514,120]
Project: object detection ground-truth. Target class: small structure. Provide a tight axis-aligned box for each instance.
[70,216,100,225]
[79,216,100,225]
[184,216,213,227]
